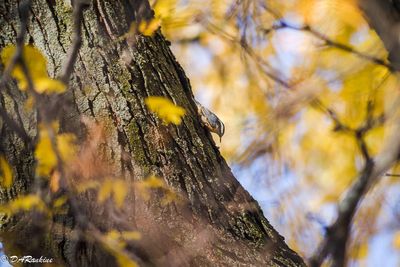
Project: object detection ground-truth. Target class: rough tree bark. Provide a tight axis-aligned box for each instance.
[0,0,305,266]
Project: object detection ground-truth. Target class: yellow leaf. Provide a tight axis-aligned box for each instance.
[97,179,128,207]
[1,45,47,90]
[113,179,128,208]
[102,227,142,266]
[145,175,165,188]
[0,45,66,94]
[35,124,77,177]
[297,0,363,29]
[135,175,166,201]
[153,0,177,19]
[161,189,178,206]
[98,179,113,203]
[145,96,186,125]
[57,133,77,162]
[10,195,45,211]
[35,128,57,177]
[24,95,35,111]
[350,243,368,260]
[35,77,66,93]
[0,194,46,215]
[102,231,138,267]
[0,156,13,188]
[50,171,60,192]
[53,196,68,208]
[114,252,138,267]
[393,231,400,250]
[139,18,161,36]
[105,230,127,251]
[107,230,122,241]
[121,231,141,241]
[76,181,100,193]
[357,243,368,259]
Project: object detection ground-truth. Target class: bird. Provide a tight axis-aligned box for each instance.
[194,100,225,142]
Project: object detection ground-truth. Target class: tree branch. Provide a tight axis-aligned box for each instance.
[59,0,89,84]
[203,19,291,88]
[262,21,393,70]
[309,105,400,266]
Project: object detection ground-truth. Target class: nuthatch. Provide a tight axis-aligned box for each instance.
[195,100,225,142]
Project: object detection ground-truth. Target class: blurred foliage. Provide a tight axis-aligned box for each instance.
[0,40,183,266]
[0,156,13,188]
[145,96,186,124]
[150,0,400,263]
[1,0,400,265]
[1,45,66,93]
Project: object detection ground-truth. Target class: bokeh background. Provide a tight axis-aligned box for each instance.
[151,0,400,265]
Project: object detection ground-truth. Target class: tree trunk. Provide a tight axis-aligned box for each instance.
[358,0,400,70]
[0,0,305,266]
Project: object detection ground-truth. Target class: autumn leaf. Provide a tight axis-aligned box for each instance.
[35,124,77,177]
[135,175,177,204]
[0,194,46,215]
[135,175,165,199]
[145,175,165,188]
[102,230,139,267]
[53,196,68,208]
[0,44,65,93]
[50,171,61,192]
[139,18,161,36]
[98,179,114,203]
[393,231,400,250]
[106,230,141,243]
[0,156,13,188]
[145,96,186,124]
[114,252,138,267]
[113,179,128,208]
[97,179,128,208]
[350,243,368,260]
[58,133,78,161]
[35,128,57,177]
[76,180,100,193]
[121,231,142,241]
[106,230,125,245]
[160,189,179,206]
[153,0,177,20]
[35,77,66,93]
[1,45,47,90]
[24,95,35,111]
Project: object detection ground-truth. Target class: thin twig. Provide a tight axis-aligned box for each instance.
[309,71,395,266]
[309,161,374,267]
[385,173,400,177]
[203,20,291,88]
[263,21,394,70]
[59,0,89,84]
[309,110,400,266]
[311,99,352,133]
[239,40,291,88]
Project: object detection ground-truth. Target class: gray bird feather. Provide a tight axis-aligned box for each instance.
[195,100,225,142]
